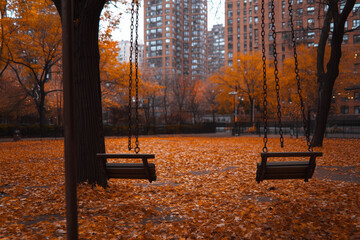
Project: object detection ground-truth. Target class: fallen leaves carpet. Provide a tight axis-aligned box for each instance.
[1,136,359,239]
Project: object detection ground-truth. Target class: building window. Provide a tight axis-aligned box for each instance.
[354,3,360,15]
[340,106,349,114]
[296,8,303,16]
[307,18,315,28]
[296,20,303,28]
[353,19,360,29]
[296,0,303,4]
[343,34,349,44]
[355,106,360,114]
[355,92,360,101]
[269,33,274,41]
[307,31,315,39]
[307,6,315,15]
[354,35,360,44]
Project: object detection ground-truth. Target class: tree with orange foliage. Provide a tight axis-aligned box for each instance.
[99,39,128,110]
[0,3,9,77]
[282,44,358,121]
[211,52,263,123]
[281,45,318,120]
[1,0,62,136]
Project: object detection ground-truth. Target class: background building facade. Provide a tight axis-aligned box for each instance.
[143,0,208,83]
[207,24,225,75]
[224,0,360,118]
[118,40,144,67]
[225,0,360,67]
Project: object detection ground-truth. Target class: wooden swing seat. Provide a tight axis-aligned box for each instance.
[96,153,156,183]
[256,152,322,183]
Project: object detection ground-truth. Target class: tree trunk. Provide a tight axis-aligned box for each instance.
[311,0,356,147]
[249,96,254,123]
[39,83,46,138]
[151,96,156,126]
[311,73,336,146]
[73,2,107,186]
[53,0,107,187]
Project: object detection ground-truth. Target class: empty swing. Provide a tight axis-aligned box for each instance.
[97,0,156,183]
[255,0,322,183]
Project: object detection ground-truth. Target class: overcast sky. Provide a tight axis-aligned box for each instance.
[111,0,225,43]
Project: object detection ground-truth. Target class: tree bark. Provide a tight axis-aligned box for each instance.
[311,0,356,147]
[39,82,46,138]
[53,0,107,187]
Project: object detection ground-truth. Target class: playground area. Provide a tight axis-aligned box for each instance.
[1,136,359,239]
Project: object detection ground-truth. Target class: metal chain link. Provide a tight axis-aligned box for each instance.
[261,0,268,153]
[288,0,312,151]
[134,0,140,153]
[270,0,284,148]
[128,1,135,151]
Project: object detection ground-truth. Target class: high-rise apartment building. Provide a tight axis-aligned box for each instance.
[207,24,225,75]
[143,0,208,82]
[118,40,145,67]
[225,0,360,67]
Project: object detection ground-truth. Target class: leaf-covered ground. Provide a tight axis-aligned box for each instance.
[1,136,359,239]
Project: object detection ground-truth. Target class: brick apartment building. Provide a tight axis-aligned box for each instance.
[224,0,360,116]
[225,0,360,66]
[143,0,208,82]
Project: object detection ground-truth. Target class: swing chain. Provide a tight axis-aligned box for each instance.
[134,0,140,153]
[128,1,135,151]
[288,0,312,151]
[271,0,284,148]
[261,0,268,153]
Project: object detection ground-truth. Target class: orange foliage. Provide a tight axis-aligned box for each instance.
[0,0,62,120]
[100,39,129,109]
[100,45,163,111]
[1,136,360,239]
[281,45,318,119]
[281,45,358,119]
[210,52,264,118]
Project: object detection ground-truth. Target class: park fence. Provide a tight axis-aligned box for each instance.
[233,118,360,139]
[1,119,359,139]
[0,123,217,139]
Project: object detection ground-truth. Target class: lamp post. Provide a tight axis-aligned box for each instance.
[229,90,238,128]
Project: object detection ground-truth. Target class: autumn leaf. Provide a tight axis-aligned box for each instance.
[1,136,360,239]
